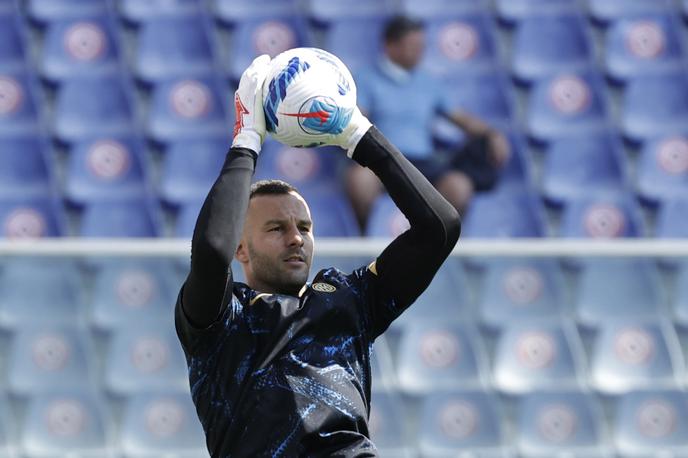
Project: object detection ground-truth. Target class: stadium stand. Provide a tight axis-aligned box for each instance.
[0,10,27,72]
[119,0,201,24]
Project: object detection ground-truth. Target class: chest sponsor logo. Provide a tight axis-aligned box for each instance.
[312,282,336,293]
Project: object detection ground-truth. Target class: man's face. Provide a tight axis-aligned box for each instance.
[386,30,426,70]
[236,192,314,296]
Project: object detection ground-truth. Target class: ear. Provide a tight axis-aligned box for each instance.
[235,239,249,264]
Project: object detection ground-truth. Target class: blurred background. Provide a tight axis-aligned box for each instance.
[0,0,688,457]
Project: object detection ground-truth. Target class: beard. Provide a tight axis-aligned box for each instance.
[247,240,311,296]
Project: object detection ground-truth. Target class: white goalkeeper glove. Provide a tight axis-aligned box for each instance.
[232,54,271,154]
[330,105,372,158]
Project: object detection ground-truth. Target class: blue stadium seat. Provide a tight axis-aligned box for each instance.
[516,390,607,457]
[636,134,688,204]
[444,70,515,128]
[65,136,150,205]
[90,258,179,331]
[478,258,567,331]
[419,390,509,457]
[227,15,310,82]
[589,0,675,24]
[559,194,644,238]
[40,16,121,82]
[0,11,27,71]
[526,71,609,142]
[622,70,688,143]
[0,135,54,199]
[497,129,533,188]
[303,191,361,238]
[512,13,593,84]
[496,0,581,24]
[591,320,682,394]
[160,137,227,206]
[27,0,111,23]
[147,76,230,144]
[324,17,387,74]
[575,259,665,328]
[462,187,547,238]
[8,324,95,395]
[673,261,688,327]
[307,0,393,23]
[119,0,201,24]
[0,69,42,136]
[396,322,486,393]
[174,199,202,238]
[105,323,188,395]
[120,391,206,457]
[21,391,110,457]
[365,194,410,238]
[0,0,15,14]
[656,197,688,238]
[542,132,627,205]
[135,14,216,84]
[53,75,136,143]
[422,13,499,76]
[401,0,489,19]
[79,199,163,237]
[605,14,685,83]
[213,0,298,23]
[368,390,413,457]
[613,390,688,456]
[0,196,66,238]
[0,259,84,328]
[493,321,585,394]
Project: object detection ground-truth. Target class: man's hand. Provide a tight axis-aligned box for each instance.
[232,54,271,154]
[328,106,373,158]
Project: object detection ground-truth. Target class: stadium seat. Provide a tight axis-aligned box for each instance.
[120,391,206,457]
[0,258,84,328]
[559,193,645,238]
[418,390,509,457]
[400,0,489,19]
[323,16,387,73]
[0,11,27,71]
[591,320,682,394]
[621,70,688,143]
[213,0,299,23]
[368,390,413,457]
[613,389,688,457]
[495,0,580,24]
[512,13,593,84]
[7,324,95,395]
[542,132,627,205]
[365,194,411,238]
[79,199,164,237]
[444,70,515,128]
[303,191,361,238]
[160,136,227,206]
[40,16,121,82]
[119,0,201,24]
[462,187,547,238]
[526,71,609,142]
[0,70,42,136]
[146,76,230,144]
[656,197,688,238]
[134,14,216,84]
[422,13,499,77]
[673,261,688,327]
[53,75,136,143]
[605,14,685,83]
[497,129,533,188]
[516,390,607,457]
[0,135,54,199]
[396,322,487,393]
[174,199,203,238]
[307,0,393,23]
[21,390,111,457]
[0,196,66,238]
[65,136,151,205]
[27,0,111,23]
[493,320,585,394]
[90,258,180,331]
[227,15,310,82]
[588,0,675,24]
[105,323,188,395]
[477,258,567,330]
[636,134,688,204]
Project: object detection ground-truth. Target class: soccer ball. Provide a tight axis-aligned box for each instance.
[262,47,357,148]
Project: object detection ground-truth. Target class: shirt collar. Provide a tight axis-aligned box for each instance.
[380,56,412,83]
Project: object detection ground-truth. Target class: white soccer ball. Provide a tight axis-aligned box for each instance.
[262,47,357,148]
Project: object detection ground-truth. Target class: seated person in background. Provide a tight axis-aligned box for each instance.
[346,15,510,229]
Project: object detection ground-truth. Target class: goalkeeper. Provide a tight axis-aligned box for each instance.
[175,55,461,457]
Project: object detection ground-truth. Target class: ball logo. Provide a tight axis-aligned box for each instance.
[4,208,46,239]
[132,337,169,373]
[312,282,336,293]
[614,328,654,365]
[116,270,156,308]
[549,75,591,115]
[87,140,130,180]
[389,210,410,237]
[439,401,478,439]
[516,331,556,369]
[146,400,184,437]
[439,22,479,61]
[420,331,460,368]
[583,204,626,238]
[46,400,86,437]
[537,404,577,443]
[253,21,296,57]
[277,147,319,181]
[0,76,23,115]
[64,22,106,61]
[170,80,211,119]
[636,400,676,438]
[626,21,665,59]
[33,334,71,371]
[503,267,543,305]
[656,137,688,175]
[282,95,353,136]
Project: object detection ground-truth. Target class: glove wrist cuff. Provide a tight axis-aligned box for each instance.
[232,130,262,155]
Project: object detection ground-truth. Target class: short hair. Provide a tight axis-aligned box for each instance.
[383,15,424,44]
[249,179,299,200]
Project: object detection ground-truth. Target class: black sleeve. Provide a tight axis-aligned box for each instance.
[180,147,256,329]
[352,126,461,310]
